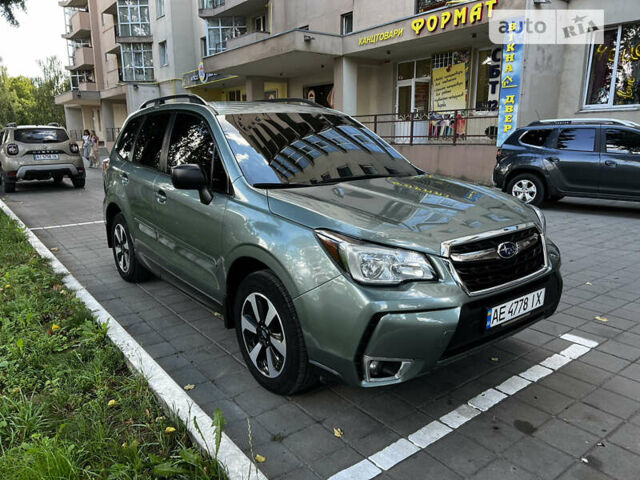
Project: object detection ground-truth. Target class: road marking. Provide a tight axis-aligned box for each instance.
[30,220,105,231]
[328,333,599,479]
[0,200,265,480]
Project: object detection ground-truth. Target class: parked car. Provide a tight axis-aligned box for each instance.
[494,118,640,206]
[0,123,85,193]
[103,95,562,394]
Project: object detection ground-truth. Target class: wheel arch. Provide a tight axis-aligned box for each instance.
[505,168,551,199]
[105,202,123,248]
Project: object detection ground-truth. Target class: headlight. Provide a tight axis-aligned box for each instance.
[316,230,437,285]
[530,205,546,234]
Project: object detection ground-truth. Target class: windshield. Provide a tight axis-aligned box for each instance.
[217,111,420,187]
[14,128,69,144]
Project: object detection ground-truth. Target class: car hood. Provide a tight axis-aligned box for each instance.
[266,175,538,256]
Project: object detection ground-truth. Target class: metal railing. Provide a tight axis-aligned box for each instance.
[106,127,121,142]
[354,109,499,146]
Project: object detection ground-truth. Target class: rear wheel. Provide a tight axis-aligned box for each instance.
[111,213,151,283]
[1,173,15,193]
[72,177,85,189]
[234,270,315,395]
[507,173,545,206]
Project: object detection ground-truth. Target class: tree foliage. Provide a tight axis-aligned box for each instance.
[0,0,25,26]
[0,57,69,127]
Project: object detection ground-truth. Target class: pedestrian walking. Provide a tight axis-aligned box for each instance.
[82,129,91,165]
[89,130,100,168]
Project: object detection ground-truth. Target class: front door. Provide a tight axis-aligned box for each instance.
[546,127,600,195]
[152,111,229,301]
[598,127,640,198]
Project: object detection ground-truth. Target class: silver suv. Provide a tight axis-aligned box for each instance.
[0,123,85,193]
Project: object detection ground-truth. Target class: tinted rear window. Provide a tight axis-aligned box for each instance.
[555,128,596,152]
[14,128,69,143]
[606,129,640,155]
[520,129,552,147]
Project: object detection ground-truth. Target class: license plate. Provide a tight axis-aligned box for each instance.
[486,288,545,329]
[34,154,59,161]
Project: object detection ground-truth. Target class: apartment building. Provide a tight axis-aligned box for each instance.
[55,0,205,146]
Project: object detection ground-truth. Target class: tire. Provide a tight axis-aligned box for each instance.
[507,173,545,206]
[110,213,151,283]
[72,178,85,189]
[234,270,315,395]
[52,175,63,184]
[2,174,15,193]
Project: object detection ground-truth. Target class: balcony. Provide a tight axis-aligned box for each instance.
[103,25,120,54]
[78,81,98,91]
[226,31,270,50]
[63,10,91,41]
[199,0,264,18]
[66,47,94,70]
[58,0,88,8]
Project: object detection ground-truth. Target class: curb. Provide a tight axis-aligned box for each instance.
[0,198,266,480]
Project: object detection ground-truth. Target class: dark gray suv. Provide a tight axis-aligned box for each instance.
[494,119,640,206]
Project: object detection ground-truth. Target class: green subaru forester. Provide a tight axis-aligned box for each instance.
[103,95,562,394]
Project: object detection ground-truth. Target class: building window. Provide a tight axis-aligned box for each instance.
[206,17,247,55]
[585,22,640,108]
[156,0,164,18]
[255,15,266,32]
[474,48,501,111]
[121,43,154,81]
[341,12,353,35]
[201,0,224,8]
[117,0,150,37]
[159,41,168,66]
[69,69,95,89]
[200,36,207,57]
[416,0,446,14]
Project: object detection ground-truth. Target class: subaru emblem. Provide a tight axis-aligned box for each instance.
[497,241,518,259]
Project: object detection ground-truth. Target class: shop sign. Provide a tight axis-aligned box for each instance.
[358,28,404,46]
[432,63,467,111]
[497,18,524,147]
[411,0,498,36]
[198,62,206,83]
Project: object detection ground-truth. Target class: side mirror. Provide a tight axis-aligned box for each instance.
[171,164,213,205]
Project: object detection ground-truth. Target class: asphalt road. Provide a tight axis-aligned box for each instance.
[3,163,640,480]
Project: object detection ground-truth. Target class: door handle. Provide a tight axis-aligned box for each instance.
[156,190,167,205]
[604,160,616,168]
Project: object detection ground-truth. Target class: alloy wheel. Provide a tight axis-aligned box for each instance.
[240,292,287,378]
[512,179,537,203]
[113,224,130,273]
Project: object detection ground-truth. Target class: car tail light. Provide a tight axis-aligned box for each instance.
[70,142,79,154]
[6,144,18,156]
[102,158,110,174]
[7,171,16,177]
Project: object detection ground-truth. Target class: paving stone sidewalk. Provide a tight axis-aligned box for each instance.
[3,168,640,480]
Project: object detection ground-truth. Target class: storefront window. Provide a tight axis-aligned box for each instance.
[397,62,414,81]
[416,59,431,78]
[585,22,640,108]
[206,17,247,55]
[475,48,501,111]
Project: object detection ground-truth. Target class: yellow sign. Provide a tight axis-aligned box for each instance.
[411,0,498,36]
[432,63,466,111]
[358,28,404,46]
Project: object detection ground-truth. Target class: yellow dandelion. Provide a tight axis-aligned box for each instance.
[4,284,10,289]
[107,399,118,407]
[121,442,127,448]
[255,454,266,463]
[51,324,61,332]
[165,426,176,434]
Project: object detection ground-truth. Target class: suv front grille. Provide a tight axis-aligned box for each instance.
[448,227,545,293]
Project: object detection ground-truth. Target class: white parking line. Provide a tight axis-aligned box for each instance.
[30,220,105,231]
[0,200,265,480]
[328,332,598,480]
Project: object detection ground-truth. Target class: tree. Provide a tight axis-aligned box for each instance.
[0,0,25,26]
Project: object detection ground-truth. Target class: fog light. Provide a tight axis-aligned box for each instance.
[364,356,412,382]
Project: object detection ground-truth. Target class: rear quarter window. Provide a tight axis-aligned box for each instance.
[14,128,69,143]
[519,129,553,147]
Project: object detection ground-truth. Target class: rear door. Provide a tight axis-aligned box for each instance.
[127,112,172,264]
[152,110,229,301]
[598,127,640,199]
[545,127,599,194]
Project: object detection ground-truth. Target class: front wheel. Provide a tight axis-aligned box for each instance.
[110,213,151,283]
[234,271,315,395]
[507,173,545,206]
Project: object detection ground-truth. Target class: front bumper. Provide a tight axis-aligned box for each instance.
[294,240,562,387]
[15,163,85,181]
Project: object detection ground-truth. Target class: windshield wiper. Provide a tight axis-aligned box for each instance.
[325,173,411,184]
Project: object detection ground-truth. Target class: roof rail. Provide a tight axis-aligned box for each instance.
[140,94,207,109]
[48,122,61,127]
[5,122,17,128]
[529,118,640,128]
[265,98,319,107]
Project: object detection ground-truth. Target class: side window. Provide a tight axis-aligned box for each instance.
[520,129,552,148]
[167,113,227,190]
[115,117,142,161]
[132,113,171,170]
[555,128,596,152]
[606,129,640,155]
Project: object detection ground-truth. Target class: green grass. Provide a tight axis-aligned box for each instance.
[0,211,225,479]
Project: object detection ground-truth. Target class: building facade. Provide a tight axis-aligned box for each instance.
[57,0,640,181]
